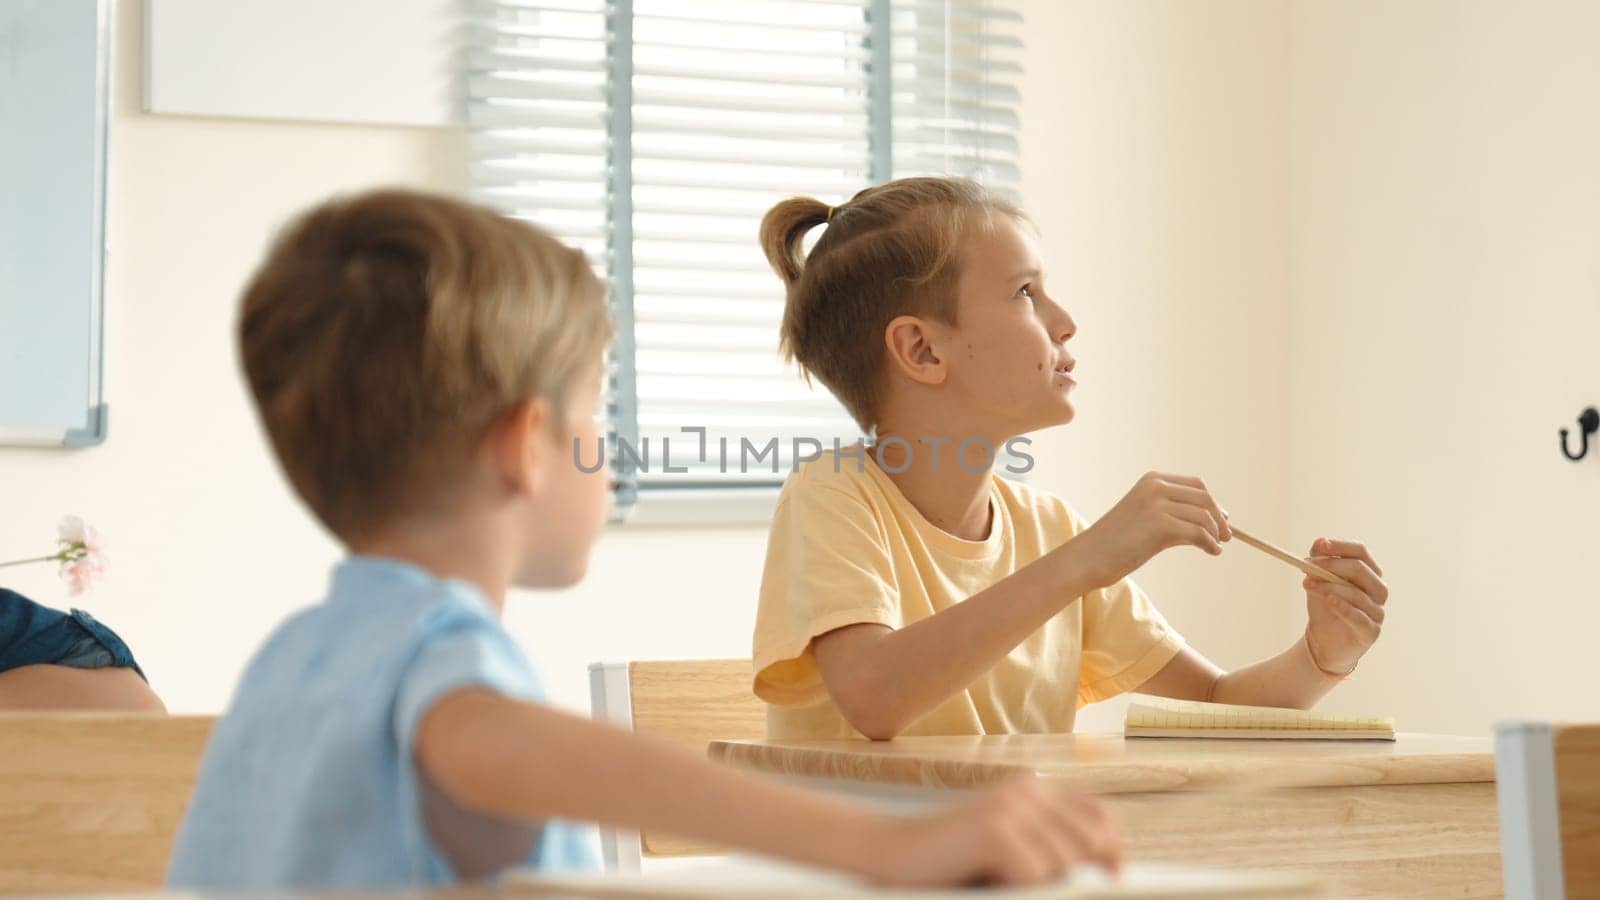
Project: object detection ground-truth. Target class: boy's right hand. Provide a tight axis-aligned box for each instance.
[859,775,1123,887]
[1075,472,1232,588]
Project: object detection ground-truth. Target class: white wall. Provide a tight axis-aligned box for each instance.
[1023,0,1294,729]
[3,0,1317,726]
[1286,0,1600,733]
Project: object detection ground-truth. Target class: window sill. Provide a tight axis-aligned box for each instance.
[609,486,781,528]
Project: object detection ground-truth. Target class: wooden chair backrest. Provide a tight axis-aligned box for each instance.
[1498,721,1600,899]
[624,659,765,858]
[1553,724,1600,896]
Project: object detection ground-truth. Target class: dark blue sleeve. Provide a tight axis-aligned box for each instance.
[0,589,144,678]
[0,589,74,672]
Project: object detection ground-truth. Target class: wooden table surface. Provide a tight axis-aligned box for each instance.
[708,732,1495,793]
[708,733,1502,898]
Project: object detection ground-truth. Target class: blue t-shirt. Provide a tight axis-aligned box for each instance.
[166,557,595,890]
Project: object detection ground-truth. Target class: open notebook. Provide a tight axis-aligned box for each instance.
[1124,695,1395,741]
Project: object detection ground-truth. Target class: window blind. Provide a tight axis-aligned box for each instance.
[466,0,1023,515]
[889,1,1023,197]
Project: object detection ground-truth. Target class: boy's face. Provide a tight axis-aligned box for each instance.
[939,215,1078,437]
[515,364,610,589]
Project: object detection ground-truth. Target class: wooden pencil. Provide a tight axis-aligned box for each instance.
[1228,525,1354,587]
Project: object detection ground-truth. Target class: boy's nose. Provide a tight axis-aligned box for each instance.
[1054,306,1077,343]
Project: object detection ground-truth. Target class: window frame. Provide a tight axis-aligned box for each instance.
[465,0,1022,526]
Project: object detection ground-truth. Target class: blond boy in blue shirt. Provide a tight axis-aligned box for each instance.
[753,178,1389,740]
[167,189,1123,890]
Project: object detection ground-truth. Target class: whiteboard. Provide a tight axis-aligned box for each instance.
[0,0,109,446]
[143,0,463,127]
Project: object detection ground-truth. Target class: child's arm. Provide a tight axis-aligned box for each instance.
[1136,538,1388,709]
[0,664,165,712]
[813,472,1230,739]
[414,687,1122,887]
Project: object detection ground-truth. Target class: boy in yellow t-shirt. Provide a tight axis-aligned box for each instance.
[753,178,1389,740]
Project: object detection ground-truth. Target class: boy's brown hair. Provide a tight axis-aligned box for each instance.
[239,189,611,542]
[758,176,1023,432]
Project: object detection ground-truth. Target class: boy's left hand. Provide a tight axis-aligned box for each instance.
[1301,538,1387,676]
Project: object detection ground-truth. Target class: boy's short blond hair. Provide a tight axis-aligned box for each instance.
[758,177,1023,432]
[238,189,611,542]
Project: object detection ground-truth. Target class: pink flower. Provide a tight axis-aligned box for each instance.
[58,515,102,551]
[55,515,108,596]
[61,555,107,596]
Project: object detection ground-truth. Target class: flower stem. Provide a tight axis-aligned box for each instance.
[0,554,63,569]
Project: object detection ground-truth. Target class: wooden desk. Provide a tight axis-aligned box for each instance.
[23,881,1382,900]
[709,733,1500,899]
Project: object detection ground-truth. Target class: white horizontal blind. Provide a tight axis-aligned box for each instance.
[890,0,1022,199]
[628,0,871,490]
[466,0,1024,511]
[464,0,635,502]
[466,1,610,266]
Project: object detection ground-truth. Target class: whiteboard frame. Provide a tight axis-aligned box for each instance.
[0,0,111,448]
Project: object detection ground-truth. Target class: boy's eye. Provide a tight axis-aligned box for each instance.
[1015,284,1033,299]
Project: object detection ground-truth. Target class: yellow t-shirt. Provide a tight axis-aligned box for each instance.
[753,449,1185,739]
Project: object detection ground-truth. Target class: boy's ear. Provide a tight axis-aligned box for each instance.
[884,315,947,386]
[491,398,551,496]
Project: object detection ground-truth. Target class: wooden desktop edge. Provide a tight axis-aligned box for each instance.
[707,734,1494,793]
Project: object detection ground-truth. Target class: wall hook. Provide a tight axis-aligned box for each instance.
[1560,407,1599,461]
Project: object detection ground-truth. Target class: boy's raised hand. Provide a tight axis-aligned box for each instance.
[1301,538,1387,676]
[1074,472,1232,588]
[863,775,1123,887]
